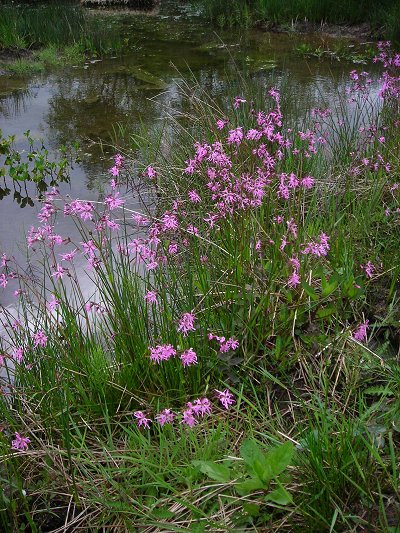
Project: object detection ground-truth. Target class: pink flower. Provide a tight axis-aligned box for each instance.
[187,225,200,236]
[227,127,243,146]
[60,249,78,262]
[144,291,158,305]
[168,243,178,255]
[114,153,124,167]
[361,261,375,279]
[353,320,369,342]
[12,347,24,363]
[180,348,197,367]
[109,166,120,177]
[161,213,179,231]
[47,294,60,312]
[177,312,196,336]
[145,166,157,179]
[288,270,301,288]
[302,233,330,257]
[155,409,175,426]
[219,337,239,353]
[33,330,47,348]
[134,411,151,429]
[52,264,66,280]
[192,398,212,417]
[105,192,124,211]
[216,119,228,129]
[0,274,7,288]
[149,344,176,364]
[49,234,63,246]
[181,408,197,427]
[301,176,314,189]
[188,190,201,203]
[132,214,150,226]
[81,240,97,256]
[11,432,31,451]
[233,96,246,109]
[215,389,235,409]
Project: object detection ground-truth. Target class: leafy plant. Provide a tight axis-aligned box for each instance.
[0,129,79,206]
[193,439,294,524]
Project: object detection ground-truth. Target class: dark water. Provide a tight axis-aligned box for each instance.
[0,1,378,306]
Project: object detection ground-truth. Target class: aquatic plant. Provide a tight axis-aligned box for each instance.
[0,130,78,206]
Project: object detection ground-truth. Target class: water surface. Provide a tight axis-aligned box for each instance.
[0,1,378,306]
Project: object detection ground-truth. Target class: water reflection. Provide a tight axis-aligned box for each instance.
[0,1,381,308]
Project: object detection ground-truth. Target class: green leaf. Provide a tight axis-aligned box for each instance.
[235,477,265,496]
[316,305,336,319]
[192,460,231,483]
[243,503,260,517]
[240,439,266,479]
[321,273,338,298]
[301,280,318,301]
[265,486,293,505]
[263,441,294,480]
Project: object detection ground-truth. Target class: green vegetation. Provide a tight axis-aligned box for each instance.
[0,1,128,74]
[0,129,78,205]
[196,0,400,42]
[0,44,399,530]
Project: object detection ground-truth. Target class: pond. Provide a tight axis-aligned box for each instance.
[0,0,378,307]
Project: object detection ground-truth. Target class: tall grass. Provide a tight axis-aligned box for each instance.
[0,44,399,529]
[196,0,400,41]
[0,1,124,55]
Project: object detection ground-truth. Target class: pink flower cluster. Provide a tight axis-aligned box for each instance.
[208,333,239,353]
[149,344,198,368]
[352,320,369,342]
[177,312,196,336]
[12,432,31,451]
[302,233,330,257]
[133,391,235,430]
[109,153,124,180]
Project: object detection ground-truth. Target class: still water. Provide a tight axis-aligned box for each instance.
[0,1,377,307]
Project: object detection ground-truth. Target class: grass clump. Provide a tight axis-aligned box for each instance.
[0,43,399,530]
[0,1,127,74]
[195,0,400,41]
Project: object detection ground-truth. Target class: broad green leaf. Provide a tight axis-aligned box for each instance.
[192,460,231,483]
[243,503,260,517]
[240,439,266,479]
[321,273,338,298]
[235,477,265,496]
[265,486,293,505]
[263,441,294,480]
[316,305,336,319]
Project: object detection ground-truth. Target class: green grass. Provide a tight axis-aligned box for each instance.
[0,1,126,73]
[0,47,399,530]
[1,44,91,76]
[195,0,400,41]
